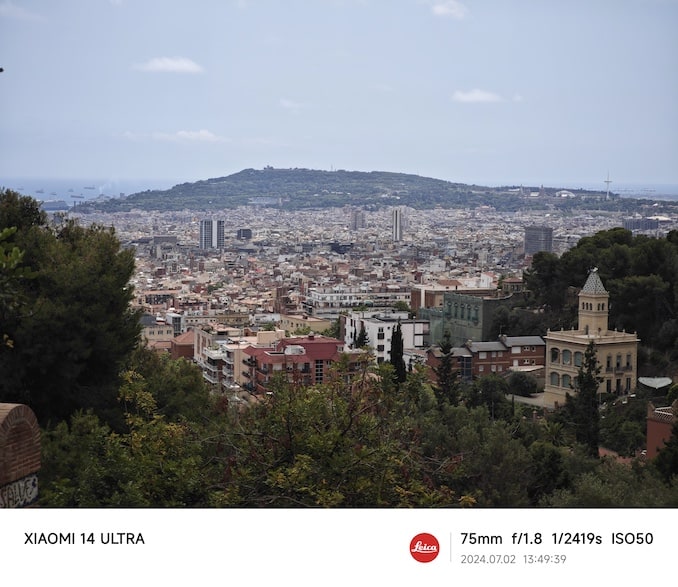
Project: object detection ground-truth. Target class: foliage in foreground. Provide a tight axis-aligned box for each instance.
[39,357,678,507]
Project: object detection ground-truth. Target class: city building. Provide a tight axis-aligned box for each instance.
[170,329,195,360]
[544,269,639,408]
[302,284,411,320]
[139,313,175,352]
[524,225,553,255]
[419,290,514,347]
[199,218,225,250]
[392,207,403,242]
[623,218,660,232]
[349,208,366,231]
[646,402,676,459]
[242,334,365,394]
[343,310,429,364]
[424,335,545,383]
[279,313,334,335]
[410,273,499,313]
[194,323,246,389]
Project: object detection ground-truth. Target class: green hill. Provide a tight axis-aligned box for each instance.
[82,167,611,212]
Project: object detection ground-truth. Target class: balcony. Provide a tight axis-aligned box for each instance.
[202,371,219,385]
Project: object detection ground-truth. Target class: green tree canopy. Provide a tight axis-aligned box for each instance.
[0,189,141,428]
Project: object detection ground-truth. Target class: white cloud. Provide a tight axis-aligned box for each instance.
[133,57,205,74]
[430,0,468,19]
[123,130,227,143]
[172,130,225,142]
[0,1,42,20]
[452,89,503,103]
[280,98,304,109]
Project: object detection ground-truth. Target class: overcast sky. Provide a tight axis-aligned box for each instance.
[1,0,677,189]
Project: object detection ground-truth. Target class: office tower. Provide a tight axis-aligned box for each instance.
[524,225,553,255]
[392,208,403,242]
[199,219,225,250]
[349,208,366,231]
[237,228,253,240]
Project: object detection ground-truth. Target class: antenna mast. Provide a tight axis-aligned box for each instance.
[604,171,612,200]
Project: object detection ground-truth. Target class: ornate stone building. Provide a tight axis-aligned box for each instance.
[544,269,639,408]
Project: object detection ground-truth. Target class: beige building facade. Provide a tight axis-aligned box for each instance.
[544,269,639,408]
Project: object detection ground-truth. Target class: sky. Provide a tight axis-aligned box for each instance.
[1,0,677,191]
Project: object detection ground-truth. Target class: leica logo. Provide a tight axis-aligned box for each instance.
[410,533,440,563]
[411,541,438,553]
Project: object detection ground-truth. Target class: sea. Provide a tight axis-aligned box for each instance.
[0,177,182,208]
[2,176,678,206]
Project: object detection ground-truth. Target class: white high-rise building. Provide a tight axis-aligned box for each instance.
[199,219,225,250]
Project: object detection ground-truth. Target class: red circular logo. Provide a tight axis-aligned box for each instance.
[410,533,440,563]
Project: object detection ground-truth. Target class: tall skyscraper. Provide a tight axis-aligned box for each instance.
[349,208,366,231]
[392,208,403,242]
[524,225,553,255]
[199,219,225,250]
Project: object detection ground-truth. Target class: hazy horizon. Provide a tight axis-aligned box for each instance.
[4,171,678,203]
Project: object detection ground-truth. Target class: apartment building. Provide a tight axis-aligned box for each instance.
[343,310,429,364]
[302,284,411,320]
[242,334,365,394]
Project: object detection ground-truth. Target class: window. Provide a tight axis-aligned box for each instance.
[315,359,323,384]
[377,345,384,352]
[616,354,622,369]
[550,348,560,363]
[550,372,560,386]
[562,349,571,365]
[574,351,583,367]
[626,354,632,369]
[479,351,487,359]
[562,374,571,388]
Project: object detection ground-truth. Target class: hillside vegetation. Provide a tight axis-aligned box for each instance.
[82,167,622,212]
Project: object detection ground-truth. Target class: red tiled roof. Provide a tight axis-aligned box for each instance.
[173,330,195,345]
